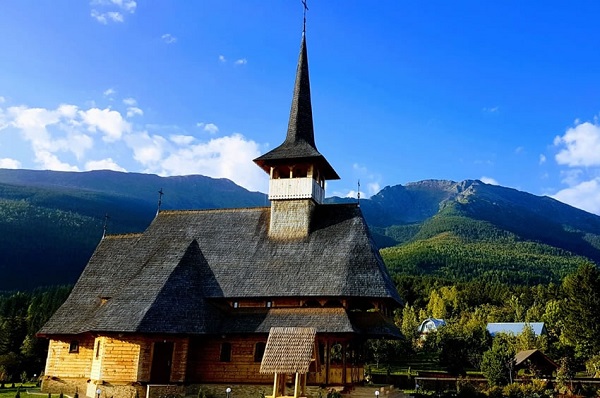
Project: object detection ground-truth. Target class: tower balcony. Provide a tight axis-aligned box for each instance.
[269,177,324,204]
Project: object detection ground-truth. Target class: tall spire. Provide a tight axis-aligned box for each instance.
[253,34,339,180]
[284,33,315,149]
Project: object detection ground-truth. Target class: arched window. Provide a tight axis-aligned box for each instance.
[220,342,231,362]
[254,342,266,362]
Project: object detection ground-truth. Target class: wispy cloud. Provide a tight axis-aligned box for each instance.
[234,58,248,66]
[483,106,499,114]
[480,176,499,185]
[332,163,381,198]
[103,88,116,98]
[539,154,546,165]
[218,55,226,63]
[197,122,219,134]
[161,34,177,44]
[90,0,137,24]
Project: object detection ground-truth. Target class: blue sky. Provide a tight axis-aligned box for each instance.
[1,1,600,215]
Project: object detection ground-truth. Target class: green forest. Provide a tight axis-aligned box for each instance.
[0,286,71,385]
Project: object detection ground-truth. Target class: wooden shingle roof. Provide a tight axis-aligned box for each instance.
[39,203,401,336]
[260,327,316,374]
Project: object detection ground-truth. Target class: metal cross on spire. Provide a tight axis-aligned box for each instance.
[102,213,110,239]
[302,0,309,33]
[156,188,164,216]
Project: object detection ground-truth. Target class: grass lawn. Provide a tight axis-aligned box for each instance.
[0,385,45,398]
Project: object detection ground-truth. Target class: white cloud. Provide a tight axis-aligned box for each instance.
[126,107,143,118]
[344,190,362,199]
[554,121,600,167]
[91,10,123,24]
[0,96,5,104]
[329,164,381,198]
[90,0,136,24]
[79,108,131,142]
[170,135,195,145]
[539,154,546,164]
[85,158,126,172]
[553,178,600,215]
[161,34,177,44]
[234,58,248,65]
[203,123,219,134]
[2,98,269,193]
[483,106,499,113]
[124,132,266,192]
[6,105,94,169]
[515,146,524,154]
[123,98,136,106]
[103,88,116,97]
[219,55,226,63]
[124,131,167,166]
[480,176,499,185]
[0,158,21,169]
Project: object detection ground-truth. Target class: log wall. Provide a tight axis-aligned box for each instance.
[187,335,272,383]
[45,337,95,378]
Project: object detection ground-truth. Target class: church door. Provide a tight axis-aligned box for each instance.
[150,342,174,384]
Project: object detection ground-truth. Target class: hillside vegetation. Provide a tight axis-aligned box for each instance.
[0,171,599,290]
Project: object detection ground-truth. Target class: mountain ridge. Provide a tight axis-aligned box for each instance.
[0,169,599,290]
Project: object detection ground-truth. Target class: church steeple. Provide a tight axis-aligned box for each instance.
[253,33,339,190]
[284,33,316,151]
[253,29,339,240]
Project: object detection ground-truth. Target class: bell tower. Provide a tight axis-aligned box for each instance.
[253,33,339,240]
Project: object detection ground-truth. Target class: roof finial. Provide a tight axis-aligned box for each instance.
[102,213,110,239]
[156,188,164,216]
[302,0,309,33]
[357,180,361,204]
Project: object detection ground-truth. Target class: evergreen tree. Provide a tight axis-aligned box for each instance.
[561,264,600,359]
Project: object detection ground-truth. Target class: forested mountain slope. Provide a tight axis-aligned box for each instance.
[1,170,600,290]
[359,180,600,285]
[0,169,267,290]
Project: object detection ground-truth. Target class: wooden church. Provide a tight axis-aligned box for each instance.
[39,25,402,398]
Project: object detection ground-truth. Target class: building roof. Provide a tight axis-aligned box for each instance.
[39,204,401,336]
[417,318,446,334]
[253,34,339,180]
[260,327,316,374]
[486,322,546,337]
[514,349,558,376]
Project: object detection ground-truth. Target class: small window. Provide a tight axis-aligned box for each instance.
[266,301,272,308]
[233,302,239,308]
[69,341,79,353]
[254,342,266,362]
[220,342,231,362]
[95,340,101,359]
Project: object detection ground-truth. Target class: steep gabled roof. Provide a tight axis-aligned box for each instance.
[514,349,558,376]
[254,34,339,180]
[40,204,401,336]
[260,327,316,374]
[39,236,222,335]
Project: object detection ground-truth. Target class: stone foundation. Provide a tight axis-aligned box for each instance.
[42,380,326,398]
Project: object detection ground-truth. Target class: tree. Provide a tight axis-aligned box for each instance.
[481,334,515,386]
[400,305,419,344]
[561,264,600,360]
